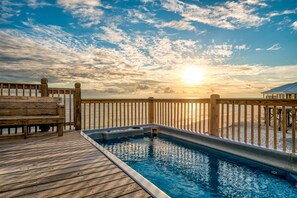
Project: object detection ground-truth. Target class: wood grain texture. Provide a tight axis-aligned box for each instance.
[0,131,151,198]
[0,96,64,138]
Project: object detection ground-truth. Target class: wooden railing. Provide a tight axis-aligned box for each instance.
[218,98,296,153]
[81,99,149,130]
[0,82,41,97]
[48,88,76,130]
[153,99,210,134]
[1,79,296,155]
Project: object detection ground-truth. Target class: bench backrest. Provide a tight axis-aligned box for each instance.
[0,96,62,116]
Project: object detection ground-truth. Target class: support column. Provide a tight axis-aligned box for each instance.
[148,97,155,124]
[74,83,82,130]
[40,78,49,132]
[209,94,220,137]
[40,78,49,97]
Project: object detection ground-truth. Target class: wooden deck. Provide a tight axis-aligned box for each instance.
[0,131,152,198]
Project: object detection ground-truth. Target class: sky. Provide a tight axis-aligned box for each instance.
[0,0,297,98]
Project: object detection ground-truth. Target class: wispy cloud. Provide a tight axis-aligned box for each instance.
[234,44,249,50]
[156,20,196,31]
[267,8,297,17]
[127,9,156,24]
[160,0,269,30]
[28,0,51,8]
[0,0,23,23]
[256,43,281,51]
[292,21,297,31]
[57,0,104,27]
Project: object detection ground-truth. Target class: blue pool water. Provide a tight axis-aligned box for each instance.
[95,134,297,197]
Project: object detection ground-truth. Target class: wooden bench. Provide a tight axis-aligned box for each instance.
[0,96,64,138]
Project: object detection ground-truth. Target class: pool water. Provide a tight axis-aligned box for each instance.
[96,134,297,198]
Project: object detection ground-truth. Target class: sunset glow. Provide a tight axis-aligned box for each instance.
[0,0,297,97]
[183,67,205,85]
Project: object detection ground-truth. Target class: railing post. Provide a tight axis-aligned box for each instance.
[40,78,49,97]
[209,94,220,137]
[148,97,155,124]
[40,78,49,132]
[74,82,82,130]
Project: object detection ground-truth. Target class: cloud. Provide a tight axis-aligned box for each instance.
[97,25,130,44]
[140,0,154,3]
[245,0,267,7]
[127,9,156,24]
[268,8,297,17]
[267,44,281,51]
[160,0,269,30]
[234,44,249,50]
[256,43,281,51]
[28,0,51,8]
[0,0,23,23]
[57,0,104,27]
[292,21,297,31]
[156,20,196,31]
[204,43,233,63]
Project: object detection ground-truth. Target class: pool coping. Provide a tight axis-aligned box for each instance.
[80,130,170,198]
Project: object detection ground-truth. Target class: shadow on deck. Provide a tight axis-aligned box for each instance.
[0,131,152,198]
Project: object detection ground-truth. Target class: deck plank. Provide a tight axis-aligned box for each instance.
[0,131,152,198]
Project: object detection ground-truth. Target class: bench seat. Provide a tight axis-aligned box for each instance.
[0,96,64,138]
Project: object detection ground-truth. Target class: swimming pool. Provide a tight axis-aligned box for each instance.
[93,132,297,197]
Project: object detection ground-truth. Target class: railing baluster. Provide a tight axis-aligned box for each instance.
[244,104,247,143]
[191,102,193,131]
[88,103,91,130]
[273,106,277,150]
[232,102,235,140]
[195,103,198,132]
[107,102,110,128]
[63,91,66,129]
[258,105,261,146]
[292,107,296,153]
[238,104,241,142]
[8,84,10,96]
[199,103,201,132]
[282,106,286,152]
[138,102,141,125]
[203,103,206,133]
[119,102,123,126]
[103,103,106,128]
[251,105,254,145]
[112,103,114,127]
[145,102,147,123]
[94,103,96,129]
[265,105,269,148]
[116,102,118,127]
[83,103,86,129]
[16,84,18,96]
[130,102,133,126]
[226,104,229,139]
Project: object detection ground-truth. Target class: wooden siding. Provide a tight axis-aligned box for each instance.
[0,131,152,198]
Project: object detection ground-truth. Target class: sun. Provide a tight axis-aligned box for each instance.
[183,66,205,85]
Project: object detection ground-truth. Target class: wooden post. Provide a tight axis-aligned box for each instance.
[209,94,220,137]
[40,78,49,97]
[40,78,49,132]
[148,97,154,124]
[74,82,82,130]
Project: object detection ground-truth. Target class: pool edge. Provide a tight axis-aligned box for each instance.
[156,125,297,177]
[80,130,170,198]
